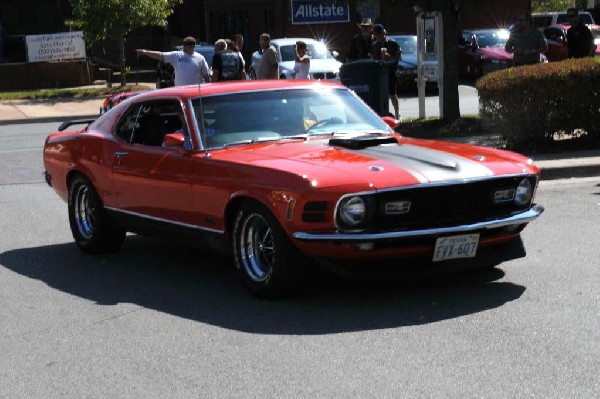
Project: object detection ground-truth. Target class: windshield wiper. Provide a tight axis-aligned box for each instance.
[221,137,283,148]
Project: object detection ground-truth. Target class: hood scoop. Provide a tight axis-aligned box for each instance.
[329,135,398,150]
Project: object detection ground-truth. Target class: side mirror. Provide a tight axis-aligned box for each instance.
[163,133,185,148]
[382,115,400,129]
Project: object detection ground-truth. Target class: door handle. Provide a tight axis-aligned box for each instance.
[114,151,129,165]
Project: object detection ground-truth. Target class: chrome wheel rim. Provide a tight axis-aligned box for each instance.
[239,213,274,282]
[73,185,95,239]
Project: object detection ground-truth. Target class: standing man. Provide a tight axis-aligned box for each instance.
[232,33,247,79]
[256,33,279,79]
[505,13,548,66]
[137,36,210,86]
[566,8,594,58]
[347,18,373,62]
[369,24,402,120]
[212,39,245,82]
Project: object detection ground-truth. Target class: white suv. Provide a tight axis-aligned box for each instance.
[532,11,596,28]
[250,38,342,80]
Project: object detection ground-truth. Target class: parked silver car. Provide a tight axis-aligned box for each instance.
[250,38,342,80]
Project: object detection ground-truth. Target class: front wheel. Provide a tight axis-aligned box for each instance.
[232,201,304,298]
[68,175,125,254]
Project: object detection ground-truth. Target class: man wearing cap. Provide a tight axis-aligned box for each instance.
[347,18,374,62]
[137,36,210,86]
[369,24,402,120]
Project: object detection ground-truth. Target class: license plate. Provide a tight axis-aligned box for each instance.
[432,234,479,262]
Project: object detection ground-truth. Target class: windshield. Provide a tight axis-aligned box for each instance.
[474,30,510,47]
[193,87,392,148]
[279,43,334,62]
[388,36,417,55]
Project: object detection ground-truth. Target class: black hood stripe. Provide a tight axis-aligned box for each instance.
[333,142,493,182]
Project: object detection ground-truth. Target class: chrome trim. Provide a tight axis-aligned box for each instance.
[105,207,225,234]
[293,205,544,242]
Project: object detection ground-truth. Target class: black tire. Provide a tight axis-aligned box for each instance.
[68,175,125,254]
[232,201,304,298]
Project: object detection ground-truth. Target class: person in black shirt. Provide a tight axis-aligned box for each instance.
[369,24,402,119]
[347,18,374,62]
[212,39,245,81]
[566,8,594,58]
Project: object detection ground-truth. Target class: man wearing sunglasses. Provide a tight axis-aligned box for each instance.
[566,8,595,58]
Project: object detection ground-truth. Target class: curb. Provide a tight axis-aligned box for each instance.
[0,114,99,126]
[539,162,600,180]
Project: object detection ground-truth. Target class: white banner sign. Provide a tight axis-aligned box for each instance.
[26,31,86,62]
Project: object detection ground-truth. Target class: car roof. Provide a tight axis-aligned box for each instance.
[127,80,345,101]
[532,11,592,15]
[388,34,416,38]
[462,28,507,33]
[270,38,324,46]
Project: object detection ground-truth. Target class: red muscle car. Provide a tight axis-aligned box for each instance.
[44,80,543,297]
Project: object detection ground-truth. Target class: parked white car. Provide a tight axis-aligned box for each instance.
[250,38,342,80]
[532,11,596,28]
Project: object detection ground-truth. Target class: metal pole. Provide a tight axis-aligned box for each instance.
[436,12,444,120]
[416,14,426,119]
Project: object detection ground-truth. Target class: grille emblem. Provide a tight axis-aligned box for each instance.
[369,166,384,172]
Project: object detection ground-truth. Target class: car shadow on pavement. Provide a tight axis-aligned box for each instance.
[0,236,526,335]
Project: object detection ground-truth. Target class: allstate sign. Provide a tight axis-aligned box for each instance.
[291,0,349,25]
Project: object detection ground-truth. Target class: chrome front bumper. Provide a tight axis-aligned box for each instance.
[292,205,544,243]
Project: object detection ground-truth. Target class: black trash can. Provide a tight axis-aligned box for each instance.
[340,60,389,116]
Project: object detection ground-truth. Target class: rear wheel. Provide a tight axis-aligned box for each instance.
[232,201,304,298]
[68,175,125,254]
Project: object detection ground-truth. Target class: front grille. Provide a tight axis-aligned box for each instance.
[337,176,537,232]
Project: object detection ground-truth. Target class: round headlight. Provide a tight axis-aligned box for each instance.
[339,196,366,226]
[515,178,534,206]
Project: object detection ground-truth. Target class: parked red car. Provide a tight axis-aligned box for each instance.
[458,29,547,78]
[99,89,149,115]
[44,80,543,297]
[543,24,600,61]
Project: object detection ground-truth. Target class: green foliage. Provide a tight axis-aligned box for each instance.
[66,0,182,86]
[531,0,571,12]
[477,57,600,151]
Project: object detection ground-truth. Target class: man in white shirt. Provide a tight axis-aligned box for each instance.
[137,36,210,86]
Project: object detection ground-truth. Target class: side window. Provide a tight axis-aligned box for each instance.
[114,100,187,147]
[114,105,143,143]
[544,28,561,41]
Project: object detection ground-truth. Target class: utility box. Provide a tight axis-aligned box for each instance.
[340,60,389,116]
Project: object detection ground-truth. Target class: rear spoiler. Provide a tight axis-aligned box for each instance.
[58,118,96,132]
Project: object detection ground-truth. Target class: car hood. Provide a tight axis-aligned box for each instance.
[279,59,341,73]
[210,136,537,191]
[479,47,513,60]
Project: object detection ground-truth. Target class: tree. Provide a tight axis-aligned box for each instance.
[531,0,571,12]
[67,0,182,86]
